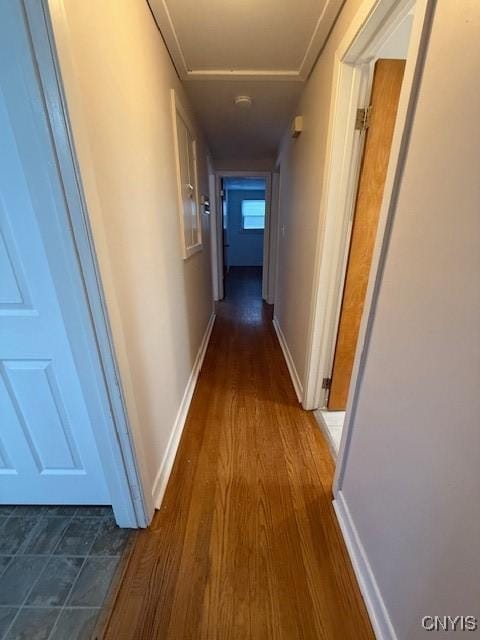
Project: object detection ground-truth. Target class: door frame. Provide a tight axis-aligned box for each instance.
[208,172,221,300]
[302,0,435,492]
[303,0,434,412]
[333,0,435,494]
[22,0,148,527]
[212,171,274,301]
[327,58,407,411]
[269,171,281,306]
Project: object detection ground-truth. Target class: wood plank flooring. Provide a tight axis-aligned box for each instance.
[104,267,373,639]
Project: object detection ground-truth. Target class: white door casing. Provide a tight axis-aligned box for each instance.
[214,172,273,301]
[0,3,110,505]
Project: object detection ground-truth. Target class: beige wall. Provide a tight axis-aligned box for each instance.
[340,1,480,636]
[49,0,213,514]
[274,0,364,391]
[276,0,480,632]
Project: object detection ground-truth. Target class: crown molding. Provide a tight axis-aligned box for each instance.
[148,0,344,83]
[185,69,303,82]
[148,0,188,77]
[298,0,345,80]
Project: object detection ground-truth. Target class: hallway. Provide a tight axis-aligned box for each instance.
[104,268,373,639]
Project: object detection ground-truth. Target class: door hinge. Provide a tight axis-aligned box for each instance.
[220,189,225,197]
[322,377,332,390]
[355,106,372,131]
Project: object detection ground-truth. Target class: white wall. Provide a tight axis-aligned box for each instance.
[274,0,364,394]
[338,2,480,637]
[49,0,213,516]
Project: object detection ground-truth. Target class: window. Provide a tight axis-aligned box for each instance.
[241,200,265,230]
[171,90,202,259]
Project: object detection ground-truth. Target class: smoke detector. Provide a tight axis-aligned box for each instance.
[234,95,253,109]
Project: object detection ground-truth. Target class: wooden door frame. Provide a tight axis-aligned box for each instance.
[22,0,149,527]
[212,171,274,302]
[328,58,406,411]
[303,0,435,454]
[332,0,436,489]
[302,0,435,415]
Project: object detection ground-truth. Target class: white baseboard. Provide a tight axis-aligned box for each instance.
[272,316,303,403]
[152,313,216,509]
[313,410,338,461]
[333,491,397,640]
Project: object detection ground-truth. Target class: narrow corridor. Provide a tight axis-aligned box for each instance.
[104,268,373,639]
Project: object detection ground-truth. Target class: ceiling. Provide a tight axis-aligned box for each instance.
[185,80,303,167]
[149,0,344,167]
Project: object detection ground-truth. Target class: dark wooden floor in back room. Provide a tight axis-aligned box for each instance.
[104,267,373,640]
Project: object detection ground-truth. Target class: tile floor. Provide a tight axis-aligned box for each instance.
[314,409,345,456]
[0,506,134,640]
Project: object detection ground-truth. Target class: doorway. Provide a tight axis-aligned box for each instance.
[328,58,406,411]
[3,1,146,527]
[305,0,421,455]
[212,172,274,303]
[221,176,266,299]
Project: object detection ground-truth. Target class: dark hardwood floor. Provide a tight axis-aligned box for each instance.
[104,267,373,639]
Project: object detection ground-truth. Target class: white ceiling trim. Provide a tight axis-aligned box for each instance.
[148,0,345,82]
[148,0,189,75]
[297,0,345,80]
[186,69,302,82]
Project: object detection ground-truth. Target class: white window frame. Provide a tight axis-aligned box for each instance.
[241,199,266,231]
[171,90,202,259]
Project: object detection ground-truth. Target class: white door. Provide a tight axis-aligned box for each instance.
[0,4,109,505]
